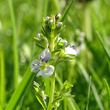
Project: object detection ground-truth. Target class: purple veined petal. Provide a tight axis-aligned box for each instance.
[31,60,41,73]
[65,46,77,56]
[39,49,52,63]
[36,65,54,78]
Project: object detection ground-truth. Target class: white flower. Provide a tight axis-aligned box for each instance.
[36,65,54,78]
[65,46,77,56]
[31,49,54,78]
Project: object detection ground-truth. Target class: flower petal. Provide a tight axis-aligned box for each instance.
[31,60,41,73]
[39,49,52,63]
[36,65,54,78]
[65,46,77,55]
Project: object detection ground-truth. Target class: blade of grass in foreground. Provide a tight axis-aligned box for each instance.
[0,47,6,109]
[86,76,91,110]
[8,0,19,88]
[77,61,105,110]
[104,79,110,109]
[96,32,110,62]
[56,74,80,110]
[60,0,74,22]
[5,67,36,110]
[6,46,40,110]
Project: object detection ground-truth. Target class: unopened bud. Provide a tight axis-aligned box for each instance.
[58,22,62,28]
[46,16,49,21]
[49,20,53,24]
[37,33,41,40]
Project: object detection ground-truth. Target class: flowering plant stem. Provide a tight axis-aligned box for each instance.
[48,71,55,110]
[47,30,55,110]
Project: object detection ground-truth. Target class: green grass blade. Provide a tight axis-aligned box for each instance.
[0,47,6,109]
[104,79,110,109]
[5,67,36,110]
[77,61,105,110]
[43,0,48,18]
[89,66,102,88]
[60,0,74,22]
[35,92,47,110]
[86,76,91,110]
[8,0,19,88]
[96,32,110,62]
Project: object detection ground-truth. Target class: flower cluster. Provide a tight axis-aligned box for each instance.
[31,14,77,78]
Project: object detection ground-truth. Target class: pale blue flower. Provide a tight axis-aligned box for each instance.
[31,49,54,78]
[65,46,77,56]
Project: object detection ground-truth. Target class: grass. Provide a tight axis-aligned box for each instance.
[0,0,110,109]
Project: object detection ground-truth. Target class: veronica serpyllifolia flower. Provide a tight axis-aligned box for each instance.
[31,49,54,78]
[65,46,77,56]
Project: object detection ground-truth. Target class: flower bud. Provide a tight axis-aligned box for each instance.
[55,13,61,21]
[54,102,60,108]
[46,16,49,21]
[37,33,41,40]
[49,20,53,24]
[58,22,62,28]
[59,49,65,58]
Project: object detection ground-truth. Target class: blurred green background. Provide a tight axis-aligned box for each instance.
[0,0,110,110]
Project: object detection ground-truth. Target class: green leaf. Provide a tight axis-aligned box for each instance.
[60,0,74,22]
[60,80,73,94]
[5,67,36,110]
[36,43,45,49]
[52,95,74,105]
[96,32,110,62]
[35,92,47,110]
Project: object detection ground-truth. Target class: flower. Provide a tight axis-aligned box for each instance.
[65,46,77,56]
[31,49,54,78]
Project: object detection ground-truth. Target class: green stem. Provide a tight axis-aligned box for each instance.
[47,29,55,110]
[47,71,55,110]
